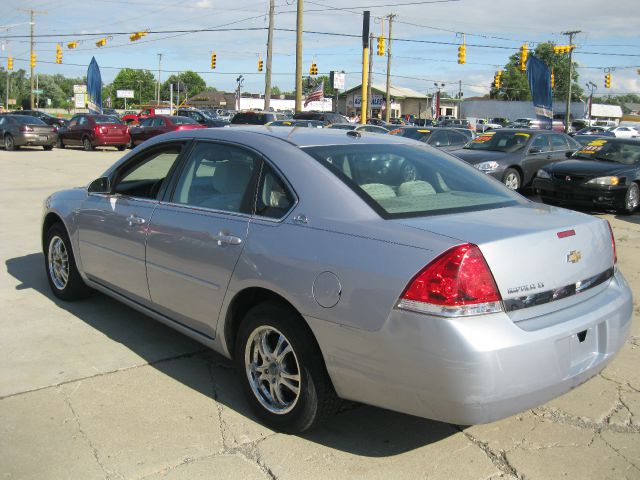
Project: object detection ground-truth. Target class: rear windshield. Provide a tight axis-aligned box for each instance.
[93,115,123,124]
[303,144,521,218]
[231,113,268,125]
[390,128,431,141]
[329,124,355,130]
[464,131,530,152]
[169,116,198,125]
[10,115,46,125]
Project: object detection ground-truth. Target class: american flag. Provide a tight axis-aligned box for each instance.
[304,81,324,107]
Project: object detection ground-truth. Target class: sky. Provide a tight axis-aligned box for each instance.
[1,0,639,99]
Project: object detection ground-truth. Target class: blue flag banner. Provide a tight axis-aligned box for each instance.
[87,57,102,114]
[526,55,553,130]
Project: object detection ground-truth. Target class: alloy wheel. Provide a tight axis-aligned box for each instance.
[48,235,69,290]
[504,172,520,190]
[5,135,14,150]
[244,325,301,415]
[626,183,639,212]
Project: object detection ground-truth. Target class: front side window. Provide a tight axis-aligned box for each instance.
[172,142,258,213]
[530,135,550,152]
[139,117,154,127]
[78,116,88,126]
[304,144,522,218]
[112,144,184,199]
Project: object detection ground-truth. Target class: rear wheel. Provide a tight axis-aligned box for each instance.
[235,301,340,433]
[82,137,94,151]
[4,134,16,151]
[128,137,135,149]
[56,137,65,149]
[117,145,126,151]
[43,145,53,151]
[502,168,521,191]
[44,223,92,301]
[618,182,639,215]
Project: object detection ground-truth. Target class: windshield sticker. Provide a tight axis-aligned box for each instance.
[417,129,431,133]
[473,134,495,143]
[579,139,608,154]
[514,133,530,137]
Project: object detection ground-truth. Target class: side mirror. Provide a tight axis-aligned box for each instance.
[529,147,542,154]
[565,150,575,158]
[88,177,110,194]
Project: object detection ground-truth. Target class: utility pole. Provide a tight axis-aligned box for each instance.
[294,0,303,112]
[360,11,370,124]
[264,0,275,110]
[384,13,395,123]
[367,33,373,120]
[20,8,47,109]
[458,79,462,119]
[585,81,596,123]
[156,53,162,105]
[562,30,580,132]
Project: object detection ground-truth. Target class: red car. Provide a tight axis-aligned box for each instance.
[57,114,130,151]
[121,106,172,125]
[128,115,206,148]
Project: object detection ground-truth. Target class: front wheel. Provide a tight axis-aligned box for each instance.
[235,301,340,433]
[502,168,521,191]
[56,137,65,149]
[117,145,126,151]
[82,137,94,151]
[43,145,53,151]
[617,182,639,215]
[44,224,92,301]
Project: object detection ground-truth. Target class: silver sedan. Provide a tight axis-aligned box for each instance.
[42,127,632,432]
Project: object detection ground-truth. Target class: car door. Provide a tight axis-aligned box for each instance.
[145,141,259,336]
[63,116,80,144]
[76,142,187,304]
[520,133,552,184]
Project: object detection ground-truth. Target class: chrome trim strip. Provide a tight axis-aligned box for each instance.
[503,267,614,312]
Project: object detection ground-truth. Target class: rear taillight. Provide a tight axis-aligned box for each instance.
[398,243,503,317]
[94,126,107,134]
[20,125,34,132]
[607,221,617,264]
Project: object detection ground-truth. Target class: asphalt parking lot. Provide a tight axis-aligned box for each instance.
[1,146,639,480]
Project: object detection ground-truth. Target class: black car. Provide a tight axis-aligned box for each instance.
[452,129,580,191]
[292,111,348,126]
[11,110,68,128]
[573,134,613,146]
[388,126,471,152]
[175,108,230,127]
[231,111,288,125]
[533,138,640,214]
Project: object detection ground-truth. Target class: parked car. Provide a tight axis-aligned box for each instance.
[534,137,640,214]
[0,114,57,150]
[328,124,389,134]
[607,126,640,139]
[175,108,230,128]
[388,126,470,152]
[10,110,68,129]
[489,117,510,127]
[128,115,206,148]
[122,106,172,125]
[475,119,503,132]
[413,119,435,127]
[573,126,611,136]
[292,111,348,126]
[56,114,130,151]
[572,134,613,146]
[266,119,324,128]
[452,129,580,190]
[42,126,631,432]
[231,111,288,125]
[439,119,474,131]
[102,108,120,118]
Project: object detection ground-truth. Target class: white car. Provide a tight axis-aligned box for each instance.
[608,126,639,138]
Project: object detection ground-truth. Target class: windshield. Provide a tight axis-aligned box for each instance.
[573,139,640,165]
[390,128,432,141]
[303,144,521,218]
[93,115,123,124]
[169,116,197,125]
[465,131,530,152]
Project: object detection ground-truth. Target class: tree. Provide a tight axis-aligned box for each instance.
[490,42,583,102]
[161,71,206,104]
[110,69,156,108]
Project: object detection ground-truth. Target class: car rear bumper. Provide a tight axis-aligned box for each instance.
[14,132,58,146]
[93,134,130,146]
[308,269,632,425]
[533,178,628,209]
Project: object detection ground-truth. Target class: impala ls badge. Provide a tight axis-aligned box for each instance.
[567,250,582,264]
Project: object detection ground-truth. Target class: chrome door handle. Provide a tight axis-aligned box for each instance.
[211,232,242,246]
[127,214,146,226]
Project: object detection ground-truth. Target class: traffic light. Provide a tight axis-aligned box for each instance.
[258,57,263,72]
[211,52,216,69]
[550,69,555,88]
[96,38,107,48]
[457,43,466,64]
[56,44,62,64]
[605,72,611,88]
[494,70,502,88]
[30,52,36,68]
[310,62,318,75]
[520,43,528,71]
[67,41,78,49]
[7,56,13,71]
[129,31,148,42]
[377,36,385,56]
[553,45,574,54]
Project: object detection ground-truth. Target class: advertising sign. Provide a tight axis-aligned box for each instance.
[331,71,346,90]
[116,90,135,99]
[74,93,85,108]
[73,84,87,94]
[354,94,383,108]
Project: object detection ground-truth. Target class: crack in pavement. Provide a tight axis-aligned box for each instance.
[455,427,522,479]
[0,349,208,401]
[598,434,640,473]
[532,404,640,434]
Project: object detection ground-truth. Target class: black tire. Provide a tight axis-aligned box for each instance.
[117,145,126,151]
[617,182,639,215]
[502,168,521,191]
[56,137,65,149]
[43,145,53,151]
[235,301,340,433]
[82,136,94,151]
[128,137,135,149]
[4,134,16,151]
[44,223,92,301]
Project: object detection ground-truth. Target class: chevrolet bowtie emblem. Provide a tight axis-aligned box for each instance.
[567,250,582,263]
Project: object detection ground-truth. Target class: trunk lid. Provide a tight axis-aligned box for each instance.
[394,203,614,322]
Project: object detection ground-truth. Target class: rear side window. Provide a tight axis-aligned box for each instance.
[303,144,521,218]
[255,163,295,219]
[550,134,569,150]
